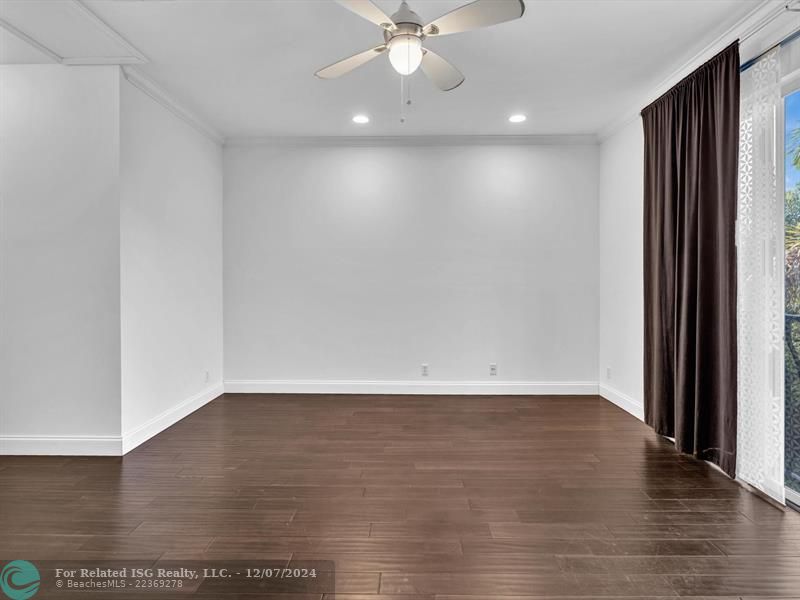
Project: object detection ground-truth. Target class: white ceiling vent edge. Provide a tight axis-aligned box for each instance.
[0,0,148,65]
[64,0,147,65]
[0,17,61,63]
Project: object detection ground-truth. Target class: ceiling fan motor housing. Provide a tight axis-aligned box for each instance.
[384,1,425,44]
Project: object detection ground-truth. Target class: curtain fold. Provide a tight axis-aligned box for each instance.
[642,43,740,477]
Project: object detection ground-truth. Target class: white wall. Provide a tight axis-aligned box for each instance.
[0,65,122,452]
[597,120,645,419]
[119,77,223,450]
[224,142,599,393]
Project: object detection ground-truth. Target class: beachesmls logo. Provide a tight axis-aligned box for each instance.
[0,561,40,600]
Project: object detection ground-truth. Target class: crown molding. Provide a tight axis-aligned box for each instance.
[598,0,789,141]
[121,66,224,145]
[225,134,599,148]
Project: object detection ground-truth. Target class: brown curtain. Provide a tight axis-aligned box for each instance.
[641,42,739,477]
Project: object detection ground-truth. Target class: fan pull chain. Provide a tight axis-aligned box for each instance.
[400,75,405,124]
[399,75,412,124]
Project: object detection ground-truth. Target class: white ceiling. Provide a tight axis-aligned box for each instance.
[2,0,768,137]
[0,0,145,64]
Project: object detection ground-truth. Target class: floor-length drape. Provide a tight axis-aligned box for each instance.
[642,42,740,476]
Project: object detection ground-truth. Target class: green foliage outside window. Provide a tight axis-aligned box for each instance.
[786,128,800,314]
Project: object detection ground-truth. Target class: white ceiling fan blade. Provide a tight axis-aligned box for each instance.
[425,0,525,36]
[421,49,465,91]
[315,45,387,79]
[336,0,395,29]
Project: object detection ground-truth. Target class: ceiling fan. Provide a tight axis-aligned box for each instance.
[315,0,525,91]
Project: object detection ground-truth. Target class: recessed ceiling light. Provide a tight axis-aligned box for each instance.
[509,114,527,123]
[352,114,370,124]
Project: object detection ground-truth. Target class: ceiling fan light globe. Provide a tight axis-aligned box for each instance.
[388,35,423,75]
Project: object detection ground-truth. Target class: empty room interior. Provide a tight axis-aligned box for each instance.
[4,0,800,597]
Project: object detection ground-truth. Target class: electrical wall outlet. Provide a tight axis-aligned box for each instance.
[421,363,429,377]
[606,367,612,380]
[489,363,498,376]
[205,370,210,383]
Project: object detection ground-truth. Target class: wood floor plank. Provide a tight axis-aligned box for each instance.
[557,555,800,575]
[667,575,800,597]
[378,572,677,596]
[1,393,799,598]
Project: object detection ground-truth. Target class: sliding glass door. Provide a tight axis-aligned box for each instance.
[787,88,800,506]
[740,34,800,506]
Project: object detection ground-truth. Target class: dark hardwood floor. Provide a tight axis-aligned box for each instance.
[2,394,800,598]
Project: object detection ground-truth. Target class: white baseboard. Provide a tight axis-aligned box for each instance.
[0,383,224,456]
[0,435,122,456]
[223,379,599,395]
[599,383,644,421]
[121,382,224,454]
[0,381,634,455]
